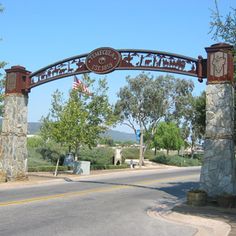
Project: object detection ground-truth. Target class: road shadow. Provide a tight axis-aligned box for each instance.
[76,180,160,191]
[69,180,199,195]
[158,181,200,199]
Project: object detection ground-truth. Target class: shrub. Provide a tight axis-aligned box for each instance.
[28,147,53,167]
[91,164,129,170]
[28,166,68,172]
[122,147,155,160]
[152,155,201,167]
[27,136,44,149]
[79,147,114,165]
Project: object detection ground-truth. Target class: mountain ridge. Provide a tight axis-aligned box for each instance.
[27,122,136,142]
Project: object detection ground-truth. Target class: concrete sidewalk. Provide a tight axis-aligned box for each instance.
[172,204,236,236]
[149,200,236,236]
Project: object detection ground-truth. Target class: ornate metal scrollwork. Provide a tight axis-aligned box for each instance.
[30,54,89,88]
[118,49,198,77]
[30,48,205,89]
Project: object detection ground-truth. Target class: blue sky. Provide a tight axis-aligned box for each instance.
[0,0,235,133]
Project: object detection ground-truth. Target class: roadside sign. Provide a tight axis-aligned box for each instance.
[136,129,140,142]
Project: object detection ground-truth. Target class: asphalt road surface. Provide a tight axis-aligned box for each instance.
[0,167,200,236]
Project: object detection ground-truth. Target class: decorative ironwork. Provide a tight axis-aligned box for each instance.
[30,48,206,89]
[30,53,89,88]
[118,49,199,77]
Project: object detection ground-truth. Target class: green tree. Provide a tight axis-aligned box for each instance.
[210,1,236,46]
[180,92,206,157]
[115,73,194,164]
[153,122,184,156]
[0,3,6,117]
[40,75,115,160]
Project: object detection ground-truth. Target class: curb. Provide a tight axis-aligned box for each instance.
[148,206,231,236]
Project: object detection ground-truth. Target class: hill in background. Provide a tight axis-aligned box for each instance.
[27,121,136,142]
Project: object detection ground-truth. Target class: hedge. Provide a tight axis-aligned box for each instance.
[152,155,201,167]
[28,166,69,172]
[91,164,129,170]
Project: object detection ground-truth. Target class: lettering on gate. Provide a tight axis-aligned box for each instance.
[85,47,121,74]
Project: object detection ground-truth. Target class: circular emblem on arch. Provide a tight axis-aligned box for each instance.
[85,47,121,74]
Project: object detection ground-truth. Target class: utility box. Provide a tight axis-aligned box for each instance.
[73,161,90,175]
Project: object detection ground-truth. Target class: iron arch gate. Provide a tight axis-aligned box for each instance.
[1,43,235,197]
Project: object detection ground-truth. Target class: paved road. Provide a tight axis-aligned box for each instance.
[0,167,200,236]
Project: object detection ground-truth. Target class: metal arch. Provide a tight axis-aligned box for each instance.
[29,49,206,89]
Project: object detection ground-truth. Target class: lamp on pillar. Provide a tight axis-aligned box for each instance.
[5,65,31,95]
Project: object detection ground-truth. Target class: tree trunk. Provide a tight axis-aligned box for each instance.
[54,157,60,176]
[167,149,169,156]
[154,147,157,156]
[75,144,80,161]
[191,141,194,159]
[139,128,144,167]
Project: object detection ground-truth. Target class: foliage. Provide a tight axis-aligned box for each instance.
[115,73,194,133]
[191,92,206,140]
[153,122,184,155]
[152,154,202,167]
[0,4,6,117]
[27,136,44,149]
[28,166,68,172]
[27,137,55,167]
[0,77,5,117]
[27,136,67,166]
[40,75,116,158]
[79,146,114,165]
[180,92,206,156]
[115,73,194,162]
[37,145,66,165]
[27,136,119,168]
[210,1,236,46]
[122,147,155,160]
[91,164,129,170]
[28,148,53,167]
[98,136,115,146]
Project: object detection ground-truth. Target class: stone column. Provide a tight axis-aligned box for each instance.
[200,43,235,197]
[0,66,31,181]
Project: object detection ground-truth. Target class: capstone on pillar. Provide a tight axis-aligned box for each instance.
[0,66,31,181]
[200,43,236,197]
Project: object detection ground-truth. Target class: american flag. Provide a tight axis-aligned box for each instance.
[73,76,82,89]
[73,76,92,95]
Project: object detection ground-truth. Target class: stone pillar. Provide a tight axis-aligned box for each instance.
[0,66,31,181]
[200,43,235,197]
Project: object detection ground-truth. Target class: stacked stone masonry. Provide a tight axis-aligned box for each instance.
[200,84,236,196]
[0,94,28,181]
